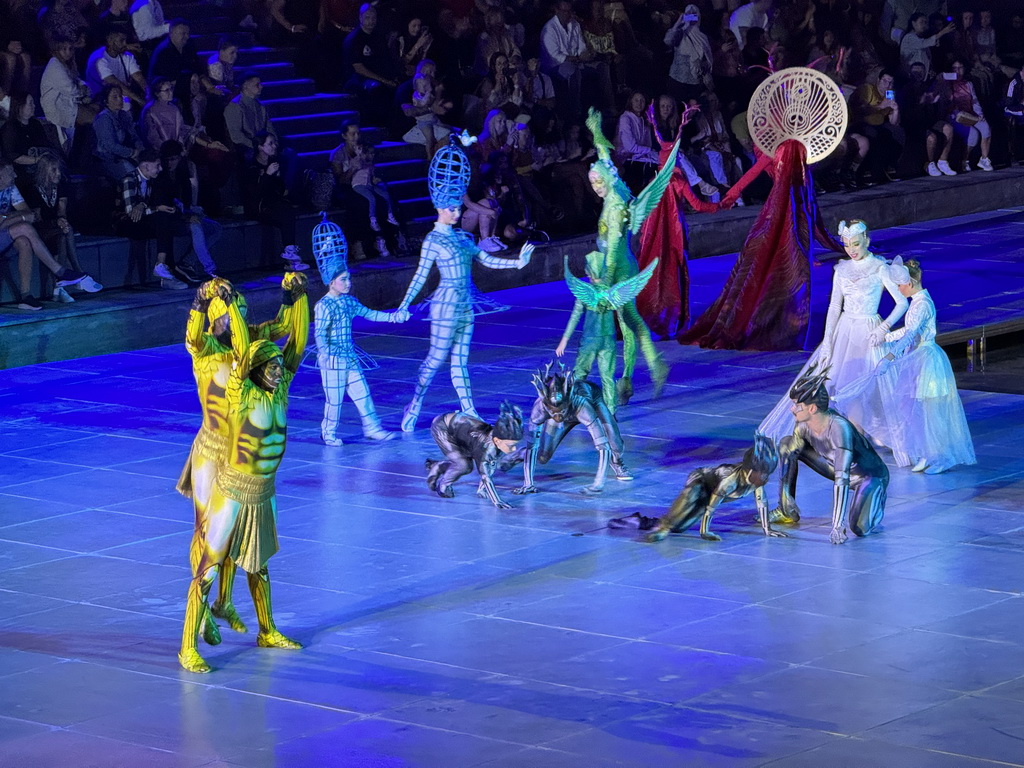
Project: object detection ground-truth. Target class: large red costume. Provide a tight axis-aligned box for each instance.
[678,140,843,351]
[636,137,690,340]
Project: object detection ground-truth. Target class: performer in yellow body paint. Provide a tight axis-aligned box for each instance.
[179,276,309,673]
[177,275,301,642]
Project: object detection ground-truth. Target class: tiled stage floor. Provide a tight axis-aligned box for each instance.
[2,210,1024,767]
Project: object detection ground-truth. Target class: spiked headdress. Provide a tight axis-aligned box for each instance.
[789,362,831,411]
[492,400,524,441]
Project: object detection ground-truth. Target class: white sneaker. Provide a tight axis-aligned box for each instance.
[52,287,75,303]
[479,236,506,253]
[961,161,971,173]
[76,275,103,293]
[153,263,174,280]
[978,156,993,171]
[375,236,391,258]
[925,162,941,177]
[936,160,957,176]
[161,276,188,290]
[281,245,310,271]
[239,13,257,29]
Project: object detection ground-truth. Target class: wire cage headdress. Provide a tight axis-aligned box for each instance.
[428,131,475,210]
[313,212,348,286]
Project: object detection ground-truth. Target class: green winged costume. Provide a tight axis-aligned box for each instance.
[583,108,679,404]
[559,255,659,414]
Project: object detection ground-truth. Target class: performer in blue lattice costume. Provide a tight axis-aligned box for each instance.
[398,132,535,432]
[313,216,410,445]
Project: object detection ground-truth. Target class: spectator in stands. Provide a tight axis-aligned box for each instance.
[19,153,100,302]
[86,29,149,109]
[113,147,188,288]
[204,37,238,96]
[741,27,771,93]
[540,0,588,125]
[475,108,513,165]
[320,0,361,88]
[900,13,954,77]
[95,85,145,181]
[1002,14,1024,70]
[0,0,33,96]
[711,14,744,117]
[131,0,170,55]
[654,94,721,201]
[153,139,221,278]
[472,52,522,130]
[665,4,714,104]
[349,139,401,256]
[1006,61,1024,127]
[477,9,520,78]
[688,92,744,197]
[580,0,617,108]
[224,73,277,161]
[149,19,200,105]
[242,131,308,271]
[614,90,659,194]
[392,17,433,79]
[38,0,89,52]
[902,61,957,177]
[941,59,993,173]
[461,157,506,253]
[1,158,92,310]
[1,93,60,184]
[401,59,452,159]
[41,38,98,156]
[729,0,771,47]
[330,119,361,187]
[808,29,841,75]
[94,0,141,54]
[343,4,398,124]
[522,53,556,116]
[850,68,905,183]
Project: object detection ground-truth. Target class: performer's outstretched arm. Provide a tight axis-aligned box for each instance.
[475,241,534,270]
[399,240,439,310]
[283,284,310,374]
[878,270,910,339]
[820,268,844,360]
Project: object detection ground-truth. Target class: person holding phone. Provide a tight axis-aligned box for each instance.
[899,12,954,77]
[850,69,905,183]
[665,4,713,103]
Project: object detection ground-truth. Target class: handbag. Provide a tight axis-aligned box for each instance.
[955,110,981,126]
[303,169,335,210]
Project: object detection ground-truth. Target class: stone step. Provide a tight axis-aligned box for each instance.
[395,196,435,221]
[199,46,297,66]
[264,94,350,118]
[241,61,297,81]
[259,78,316,100]
[274,110,360,136]
[191,31,255,50]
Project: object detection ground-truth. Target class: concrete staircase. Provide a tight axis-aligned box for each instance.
[177,2,433,228]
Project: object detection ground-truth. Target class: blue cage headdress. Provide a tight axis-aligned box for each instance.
[313,212,349,286]
[428,130,476,210]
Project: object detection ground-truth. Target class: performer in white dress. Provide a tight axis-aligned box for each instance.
[836,258,976,474]
[760,219,908,445]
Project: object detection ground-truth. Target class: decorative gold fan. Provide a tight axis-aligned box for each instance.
[746,67,847,164]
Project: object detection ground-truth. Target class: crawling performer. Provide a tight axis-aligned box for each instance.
[426,402,524,509]
[178,281,309,673]
[774,363,889,545]
[511,363,632,495]
[178,275,303,641]
[645,434,785,542]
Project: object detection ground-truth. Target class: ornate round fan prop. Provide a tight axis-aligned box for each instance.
[747,67,847,164]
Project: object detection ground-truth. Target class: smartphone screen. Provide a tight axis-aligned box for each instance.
[885,89,894,100]
[942,72,957,80]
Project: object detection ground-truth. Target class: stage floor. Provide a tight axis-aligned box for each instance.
[2,210,1024,767]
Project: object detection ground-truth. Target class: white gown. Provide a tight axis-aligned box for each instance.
[835,290,976,469]
[759,254,908,445]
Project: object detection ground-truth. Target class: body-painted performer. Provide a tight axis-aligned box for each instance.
[585,108,678,405]
[556,254,658,415]
[644,434,785,542]
[179,280,309,673]
[759,219,908,445]
[836,258,976,474]
[398,133,534,431]
[313,224,410,445]
[774,364,889,545]
[511,363,632,495]
[178,276,301,640]
[426,402,524,509]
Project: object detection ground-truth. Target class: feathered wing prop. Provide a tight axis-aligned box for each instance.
[629,140,680,235]
[564,256,660,311]
[586,107,614,164]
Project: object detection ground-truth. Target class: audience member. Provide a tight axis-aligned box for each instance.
[0,0,34,96]
[86,29,149,108]
[729,0,772,47]
[900,13,954,77]
[40,38,98,155]
[343,4,398,124]
[942,59,993,172]
[614,90,659,194]
[392,17,433,79]
[1,93,59,183]
[131,0,170,54]
[113,147,189,287]
[94,83,144,180]
[223,73,277,160]
[152,139,222,277]
[401,59,452,158]
[665,4,713,104]
[540,0,588,124]
[148,19,199,104]
[242,131,307,270]
[850,68,905,182]
[1,159,92,310]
